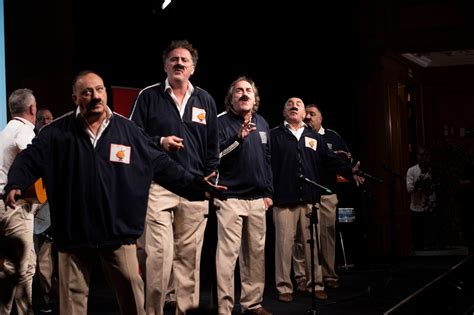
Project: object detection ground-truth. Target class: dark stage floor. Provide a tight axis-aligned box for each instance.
[33,254,474,315]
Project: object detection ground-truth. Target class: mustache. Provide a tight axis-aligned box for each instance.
[87,98,102,108]
[173,64,187,71]
[239,95,250,101]
[289,107,298,111]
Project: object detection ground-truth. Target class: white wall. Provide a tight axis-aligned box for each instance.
[0,0,6,128]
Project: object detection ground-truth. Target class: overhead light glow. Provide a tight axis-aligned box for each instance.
[162,0,172,10]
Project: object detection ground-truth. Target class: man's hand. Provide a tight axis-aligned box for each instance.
[351,161,365,186]
[264,197,273,210]
[334,150,352,163]
[162,136,184,152]
[5,189,22,209]
[238,120,257,140]
[203,171,228,200]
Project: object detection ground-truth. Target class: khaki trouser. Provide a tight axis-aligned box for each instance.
[291,222,306,282]
[318,194,339,281]
[292,194,339,283]
[144,183,207,315]
[214,198,267,315]
[0,200,36,315]
[59,244,144,315]
[34,234,58,307]
[273,204,323,294]
[136,222,176,305]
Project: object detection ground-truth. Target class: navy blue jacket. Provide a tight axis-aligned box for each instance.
[270,124,353,206]
[319,128,351,194]
[129,82,219,177]
[217,111,273,199]
[5,112,203,250]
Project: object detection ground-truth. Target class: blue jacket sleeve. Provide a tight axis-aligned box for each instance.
[130,91,162,146]
[319,136,353,180]
[5,132,47,194]
[204,97,220,176]
[146,135,206,201]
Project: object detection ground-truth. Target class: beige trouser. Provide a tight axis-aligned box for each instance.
[136,222,176,304]
[274,204,323,294]
[34,234,57,306]
[214,198,267,315]
[59,244,144,315]
[0,200,36,315]
[292,222,306,282]
[292,194,339,283]
[144,183,208,315]
[318,194,339,281]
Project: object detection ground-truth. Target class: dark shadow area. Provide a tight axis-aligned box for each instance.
[385,255,474,315]
[32,255,472,314]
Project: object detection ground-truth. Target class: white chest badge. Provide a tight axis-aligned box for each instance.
[192,107,207,125]
[110,144,131,164]
[304,136,317,151]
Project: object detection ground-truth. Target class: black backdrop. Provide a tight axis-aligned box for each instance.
[69,0,369,156]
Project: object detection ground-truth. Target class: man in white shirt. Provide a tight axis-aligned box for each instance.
[0,88,38,315]
[406,147,437,250]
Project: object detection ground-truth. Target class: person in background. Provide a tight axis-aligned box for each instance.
[4,70,224,315]
[33,107,58,313]
[270,97,363,303]
[215,76,273,315]
[35,109,54,133]
[129,39,219,315]
[406,146,438,250]
[0,88,37,315]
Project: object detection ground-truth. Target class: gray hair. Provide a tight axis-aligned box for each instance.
[8,88,35,115]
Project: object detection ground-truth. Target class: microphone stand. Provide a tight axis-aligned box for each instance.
[355,170,384,183]
[298,174,332,315]
[382,164,406,258]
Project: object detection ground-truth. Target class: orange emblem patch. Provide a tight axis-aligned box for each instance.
[304,136,317,151]
[116,150,125,160]
[192,107,207,125]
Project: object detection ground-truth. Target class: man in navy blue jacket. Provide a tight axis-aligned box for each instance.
[129,40,219,315]
[289,103,353,291]
[4,71,222,315]
[270,97,363,303]
[215,76,273,315]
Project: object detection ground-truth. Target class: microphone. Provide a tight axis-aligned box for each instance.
[296,173,333,194]
[382,164,406,181]
[355,170,383,183]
